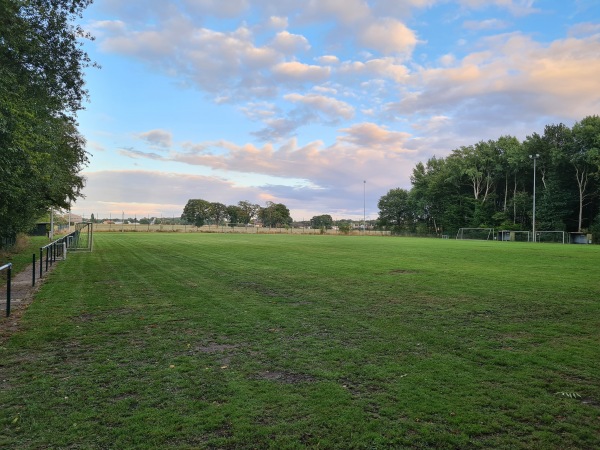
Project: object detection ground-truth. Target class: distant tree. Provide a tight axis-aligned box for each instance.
[259,202,293,227]
[338,222,351,234]
[182,199,211,227]
[226,205,242,225]
[377,188,416,232]
[310,214,333,229]
[209,202,227,225]
[238,200,260,224]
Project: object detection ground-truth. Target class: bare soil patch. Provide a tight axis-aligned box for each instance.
[389,269,418,275]
[252,370,317,384]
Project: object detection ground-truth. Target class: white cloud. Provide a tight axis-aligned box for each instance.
[87,141,106,153]
[182,0,250,18]
[306,0,371,24]
[458,0,539,16]
[338,123,412,150]
[359,18,418,56]
[137,129,173,148]
[77,170,260,216]
[371,0,438,18]
[272,61,331,83]
[87,19,127,36]
[438,53,456,66]
[239,102,279,121]
[463,18,510,31]
[116,125,418,197]
[340,58,410,82]
[284,93,355,120]
[389,32,600,125]
[316,55,340,65]
[267,16,289,29]
[569,22,600,37]
[270,31,311,54]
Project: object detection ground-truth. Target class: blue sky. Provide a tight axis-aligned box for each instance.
[73,0,600,221]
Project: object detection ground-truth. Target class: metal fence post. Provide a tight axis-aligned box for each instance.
[40,248,43,278]
[5,264,11,317]
[32,253,36,286]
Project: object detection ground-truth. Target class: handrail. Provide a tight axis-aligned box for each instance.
[1,262,13,317]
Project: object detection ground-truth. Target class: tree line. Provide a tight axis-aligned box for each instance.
[377,116,600,239]
[182,200,345,231]
[1,0,94,247]
[182,199,295,228]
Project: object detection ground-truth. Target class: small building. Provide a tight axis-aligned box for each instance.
[570,233,592,244]
[30,222,50,237]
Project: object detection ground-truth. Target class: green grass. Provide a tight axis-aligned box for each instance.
[0,235,49,279]
[1,233,600,449]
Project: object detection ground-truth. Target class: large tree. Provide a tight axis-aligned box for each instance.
[376,188,416,232]
[181,199,211,227]
[259,202,293,228]
[237,200,260,224]
[388,116,600,237]
[310,214,333,229]
[209,202,227,225]
[0,0,94,244]
[569,116,600,231]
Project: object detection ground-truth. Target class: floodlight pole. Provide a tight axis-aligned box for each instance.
[363,180,367,235]
[529,154,539,242]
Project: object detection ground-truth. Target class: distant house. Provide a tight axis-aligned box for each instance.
[67,214,83,223]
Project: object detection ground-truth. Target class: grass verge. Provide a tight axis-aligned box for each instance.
[0,235,49,284]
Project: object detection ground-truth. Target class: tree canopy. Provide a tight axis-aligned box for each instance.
[378,116,600,238]
[259,202,293,228]
[182,199,284,227]
[1,0,94,245]
[310,214,333,229]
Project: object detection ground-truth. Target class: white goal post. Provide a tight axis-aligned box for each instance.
[498,230,531,242]
[456,228,494,240]
[535,231,567,244]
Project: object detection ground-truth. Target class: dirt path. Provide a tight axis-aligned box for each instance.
[0,261,59,342]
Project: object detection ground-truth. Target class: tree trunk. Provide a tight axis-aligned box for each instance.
[503,173,508,212]
[575,167,587,233]
[575,167,588,232]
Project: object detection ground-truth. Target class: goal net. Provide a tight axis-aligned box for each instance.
[498,231,531,242]
[456,228,494,240]
[535,231,566,244]
[68,222,94,251]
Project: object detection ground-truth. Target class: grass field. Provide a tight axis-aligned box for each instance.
[1,233,600,449]
[0,235,49,279]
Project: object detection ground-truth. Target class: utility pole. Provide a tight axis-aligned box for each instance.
[363,180,366,235]
[529,154,539,242]
[50,208,54,240]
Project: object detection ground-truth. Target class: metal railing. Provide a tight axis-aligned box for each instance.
[2,224,93,318]
[39,233,71,279]
[35,224,92,281]
[1,263,12,317]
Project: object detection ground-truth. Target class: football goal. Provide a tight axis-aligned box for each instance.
[498,230,531,242]
[535,231,567,244]
[456,228,494,240]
